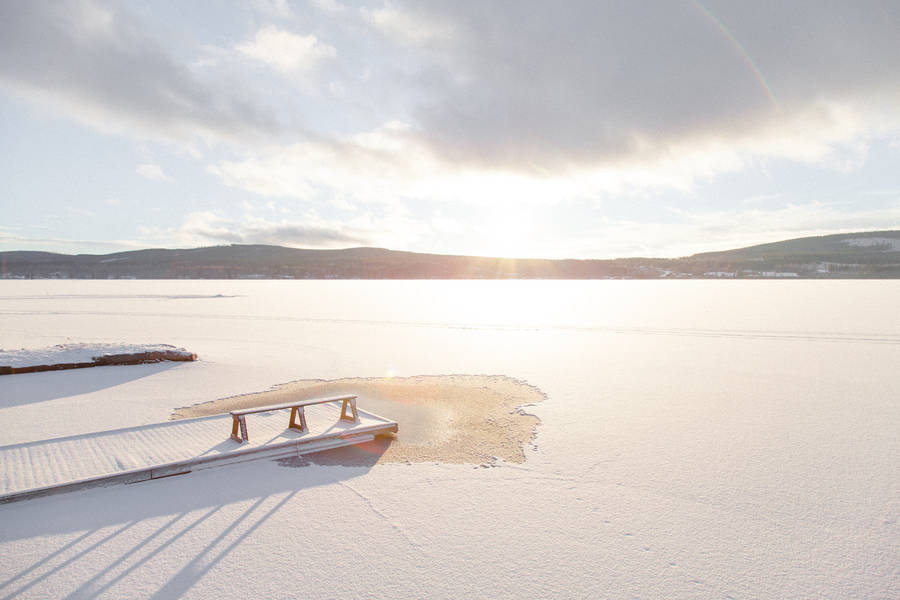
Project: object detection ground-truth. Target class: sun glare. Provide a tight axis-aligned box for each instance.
[475,209,538,259]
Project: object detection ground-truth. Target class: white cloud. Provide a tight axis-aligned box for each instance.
[175,211,369,248]
[206,113,861,215]
[255,0,294,19]
[580,201,900,259]
[0,2,281,149]
[136,164,173,182]
[0,230,147,254]
[311,0,347,16]
[5,1,900,260]
[360,4,456,47]
[207,122,436,204]
[237,26,336,74]
[208,1,900,215]
[6,0,897,190]
[357,1,900,176]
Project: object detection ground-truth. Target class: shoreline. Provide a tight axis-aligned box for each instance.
[0,350,197,375]
[0,343,197,375]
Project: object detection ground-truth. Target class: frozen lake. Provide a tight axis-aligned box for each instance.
[1,280,898,598]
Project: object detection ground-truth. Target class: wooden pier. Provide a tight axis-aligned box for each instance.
[0,399,397,504]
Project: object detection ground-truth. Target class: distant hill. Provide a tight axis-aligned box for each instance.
[679,230,900,277]
[2,230,900,279]
[0,245,624,279]
[692,230,900,261]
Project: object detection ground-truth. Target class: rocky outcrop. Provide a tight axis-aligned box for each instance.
[0,350,197,375]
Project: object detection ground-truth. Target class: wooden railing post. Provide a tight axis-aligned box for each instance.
[231,414,249,443]
[289,406,308,433]
[340,397,358,422]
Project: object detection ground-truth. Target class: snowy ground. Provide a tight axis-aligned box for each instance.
[0,280,897,599]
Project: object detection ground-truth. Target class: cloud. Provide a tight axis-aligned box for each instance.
[364,1,900,172]
[5,0,900,261]
[237,26,336,74]
[177,211,370,248]
[579,200,900,258]
[211,1,900,212]
[0,1,281,148]
[136,164,173,182]
[255,0,295,19]
[201,117,772,211]
[0,230,147,254]
[360,4,456,46]
[311,0,347,16]
[207,121,442,205]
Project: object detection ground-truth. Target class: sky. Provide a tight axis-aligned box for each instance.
[2,0,900,259]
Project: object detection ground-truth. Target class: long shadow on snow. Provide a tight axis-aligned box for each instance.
[0,437,392,543]
[0,442,392,598]
[0,437,391,599]
[0,362,183,406]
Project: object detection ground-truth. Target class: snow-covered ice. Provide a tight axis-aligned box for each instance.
[0,280,898,599]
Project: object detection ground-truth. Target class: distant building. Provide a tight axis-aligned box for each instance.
[704,271,735,277]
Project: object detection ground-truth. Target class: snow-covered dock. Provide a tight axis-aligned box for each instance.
[0,401,397,504]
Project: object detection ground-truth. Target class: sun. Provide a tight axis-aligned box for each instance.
[474,209,538,259]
